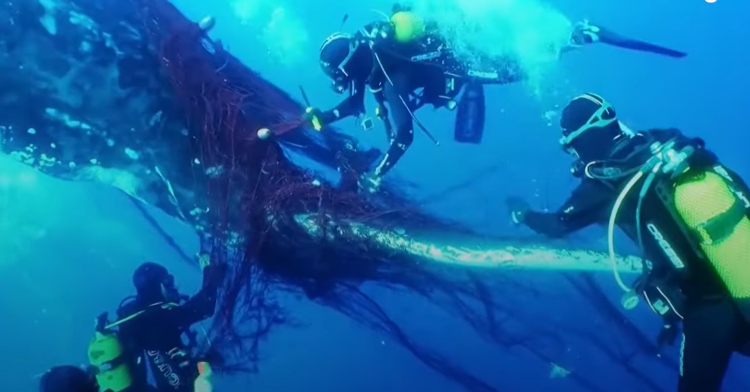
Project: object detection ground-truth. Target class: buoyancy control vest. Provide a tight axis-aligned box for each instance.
[580,129,750,322]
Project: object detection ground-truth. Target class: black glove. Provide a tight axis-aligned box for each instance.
[95,312,109,332]
[505,196,530,224]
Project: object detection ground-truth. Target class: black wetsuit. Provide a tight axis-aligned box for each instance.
[520,128,750,392]
[318,20,524,177]
[115,265,222,392]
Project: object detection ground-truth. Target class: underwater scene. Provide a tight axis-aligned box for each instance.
[2,0,749,391]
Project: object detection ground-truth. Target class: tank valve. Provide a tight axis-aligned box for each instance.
[621,291,640,310]
[256,128,271,140]
[198,16,216,31]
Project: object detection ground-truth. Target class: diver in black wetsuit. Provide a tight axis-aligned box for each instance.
[506,93,750,392]
[87,259,226,392]
[308,10,532,192]
[307,6,687,193]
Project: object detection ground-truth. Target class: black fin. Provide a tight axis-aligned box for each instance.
[454,82,486,144]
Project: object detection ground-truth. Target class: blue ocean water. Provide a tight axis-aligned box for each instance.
[3,0,749,391]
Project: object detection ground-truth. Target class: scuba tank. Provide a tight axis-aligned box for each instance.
[87,313,133,392]
[669,166,750,317]
[602,133,750,322]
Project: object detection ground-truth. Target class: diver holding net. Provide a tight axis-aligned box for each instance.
[507,93,750,392]
[307,4,687,192]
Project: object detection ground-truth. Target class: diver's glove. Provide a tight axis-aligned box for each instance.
[505,196,530,224]
[569,20,601,47]
[303,107,326,130]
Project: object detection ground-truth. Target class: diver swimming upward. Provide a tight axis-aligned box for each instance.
[506,93,750,392]
[86,258,226,392]
[305,4,687,193]
[38,258,224,392]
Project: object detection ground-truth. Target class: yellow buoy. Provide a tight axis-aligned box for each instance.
[88,332,133,392]
[389,11,426,43]
[673,170,750,305]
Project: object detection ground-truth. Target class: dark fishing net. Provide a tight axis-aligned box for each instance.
[127,1,659,391]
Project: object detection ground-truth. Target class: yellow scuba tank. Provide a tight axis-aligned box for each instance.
[608,137,750,314]
[389,11,426,43]
[88,332,133,392]
[673,169,750,305]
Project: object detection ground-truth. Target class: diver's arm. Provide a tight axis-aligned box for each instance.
[522,180,610,238]
[477,56,526,85]
[177,263,226,326]
[318,80,366,124]
[496,58,526,84]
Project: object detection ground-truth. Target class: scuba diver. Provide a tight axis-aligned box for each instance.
[505,93,750,392]
[86,258,226,392]
[306,4,687,193]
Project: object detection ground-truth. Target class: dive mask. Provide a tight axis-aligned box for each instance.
[327,69,351,94]
[559,95,617,156]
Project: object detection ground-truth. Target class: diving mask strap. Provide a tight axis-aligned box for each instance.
[337,40,360,76]
[560,103,617,147]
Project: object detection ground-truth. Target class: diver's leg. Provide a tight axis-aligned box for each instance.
[567,20,686,58]
[678,297,740,392]
[361,71,414,192]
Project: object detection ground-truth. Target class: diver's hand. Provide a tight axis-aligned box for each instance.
[505,196,530,225]
[197,253,211,270]
[95,312,109,332]
[375,104,389,119]
[570,20,601,47]
[303,107,325,129]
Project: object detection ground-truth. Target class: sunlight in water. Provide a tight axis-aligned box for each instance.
[0,159,47,266]
[410,0,573,87]
[230,0,309,67]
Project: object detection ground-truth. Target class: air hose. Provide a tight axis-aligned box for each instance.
[608,166,662,310]
[607,139,693,310]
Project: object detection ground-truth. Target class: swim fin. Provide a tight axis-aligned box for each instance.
[595,24,687,58]
[454,82,486,144]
